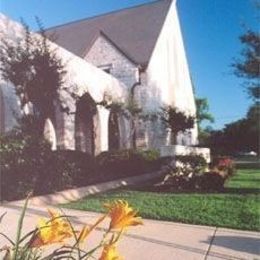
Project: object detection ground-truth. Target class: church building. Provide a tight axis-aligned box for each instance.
[0,0,209,159]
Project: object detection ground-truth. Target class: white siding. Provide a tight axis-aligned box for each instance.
[145,1,198,145]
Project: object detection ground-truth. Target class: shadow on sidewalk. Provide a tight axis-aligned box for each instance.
[203,235,260,255]
[4,204,257,260]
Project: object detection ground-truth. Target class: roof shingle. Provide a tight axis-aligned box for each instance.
[45,0,172,66]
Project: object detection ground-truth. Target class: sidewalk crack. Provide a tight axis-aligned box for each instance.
[204,226,218,260]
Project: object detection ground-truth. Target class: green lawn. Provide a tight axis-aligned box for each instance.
[225,168,260,189]
[62,168,260,231]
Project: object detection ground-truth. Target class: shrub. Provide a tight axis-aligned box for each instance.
[175,154,207,176]
[0,133,164,201]
[161,154,231,192]
[0,132,97,201]
[163,174,194,191]
[136,149,160,161]
[33,150,97,195]
[161,106,195,144]
[1,132,49,200]
[96,149,162,179]
[163,170,227,192]
[210,156,236,178]
[195,172,225,191]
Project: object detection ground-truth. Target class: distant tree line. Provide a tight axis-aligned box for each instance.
[201,24,259,155]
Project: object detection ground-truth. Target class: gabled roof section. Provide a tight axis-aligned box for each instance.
[45,0,173,66]
[85,30,139,65]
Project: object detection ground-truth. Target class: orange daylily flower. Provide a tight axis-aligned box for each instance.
[104,200,142,230]
[99,244,123,260]
[30,209,73,247]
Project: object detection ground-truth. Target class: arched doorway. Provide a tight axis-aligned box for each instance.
[43,118,57,150]
[108,111,120,150]
[75,93,98,155]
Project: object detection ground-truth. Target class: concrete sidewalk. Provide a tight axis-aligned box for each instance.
[0,203,259,260]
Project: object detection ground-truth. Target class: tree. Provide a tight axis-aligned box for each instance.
[161,106,195,145]
[196,98,214,126]
[0,19,66,136]
[233,29,260,100]
[195,97,214,144]
[224,13,260,154]
[205,103,259,155]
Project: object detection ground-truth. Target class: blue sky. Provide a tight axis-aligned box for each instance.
[0,0,258,129]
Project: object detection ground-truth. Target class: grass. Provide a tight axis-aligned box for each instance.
[226,168,260,189]
[62,168,260,231]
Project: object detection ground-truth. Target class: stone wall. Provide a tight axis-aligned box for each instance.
[160,145,211,163]
[0,14,127,154]
[85,34,139,89]
[85,34,151,149]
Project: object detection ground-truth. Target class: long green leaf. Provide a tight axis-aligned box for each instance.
[41,249,75,260]
[0,212,7,224]
[0,232,15,245]
[13,194,31,260]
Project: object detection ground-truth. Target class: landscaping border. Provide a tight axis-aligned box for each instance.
[3,170,165,206]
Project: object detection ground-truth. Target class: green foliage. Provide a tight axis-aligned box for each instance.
[205,103,259,155]
[162,155,235,192]
[0,18,66,134]
[0,131,51,200]
[16,114,44,138]
[196,172,226,191]
[0,134,163,201]
[197,125,213,146]
[96,149,162,178]
[195,97,214,144]
[136,149,160,161]
[63,168,260,231]
[233,30,260,100]
[195,97,214,125]
[247,101,260,121]
[161,106,195,144]
[0,131,97,201]
[175,154,207,174]
[210,156,236,177]
[224,24,260,155]
[195,98,214,142]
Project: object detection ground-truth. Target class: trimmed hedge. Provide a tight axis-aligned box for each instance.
[96,149,161,179]
[0,133,97,200]
[0,133,164,201]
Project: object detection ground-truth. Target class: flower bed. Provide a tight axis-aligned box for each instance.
[1,196,142,259]
[161,155,236,192]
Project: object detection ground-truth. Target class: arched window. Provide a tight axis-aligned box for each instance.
[75,93,98,155]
